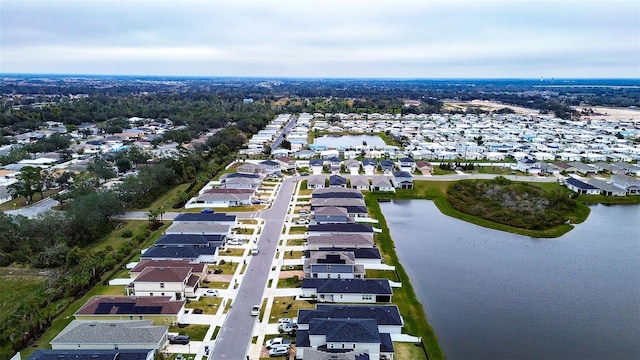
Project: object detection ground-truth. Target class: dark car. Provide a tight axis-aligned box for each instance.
[169,335,190,345]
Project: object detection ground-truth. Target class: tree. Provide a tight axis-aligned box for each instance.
[281,139,291,150]
[8,166,42,202]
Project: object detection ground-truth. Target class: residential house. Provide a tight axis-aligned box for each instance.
[312,187,363,199]
[362,158,378,175]
[397,157,415,172]
[173,212,237,226]
[28,349,154,360]
[567,162,598,175]
[301,278,392,303]
[391,172,413,189]
[552,162,578,174]
[349,175,370,190]
[311,197,366,209]
[153,234,225,248]
[49,320,167,351]
[296,304,402,360]
[585,178,627,196]
[306,234,375,250]
[415,161,433,175]
[165,222,230,236]
[307,175,328,190]
[74,296,186,325]
[303,251,365,279]
[130,266,199,300]
[187,188,253,208]
[259,160,281,173]
[313,206,350,224]
[565,177,601,195]
[329,174,348,188]
[370,176,394,192]
[307,224,374,238]
[140,246,217,262]
[129,260,206,279]
[515,158,538,173]
[309,158,325,175]
[327,157,342,172]
[309,247,382,265]
[379,159,395,173]
[275,156,297,172]
[344,159,361,175]
[612,174,640,194]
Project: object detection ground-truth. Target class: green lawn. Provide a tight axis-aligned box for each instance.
[394,342,429,360]
[283,250,305,260]
[219,248,245,257]
[365,269,399,282]
[168,324,210,341]
[186,297,223,315]
[268,296,315,323]
[277,276,302,288]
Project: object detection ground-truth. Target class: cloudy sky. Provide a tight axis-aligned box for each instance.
[1,0,639,78]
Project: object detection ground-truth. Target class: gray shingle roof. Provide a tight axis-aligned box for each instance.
[297,304,403,326]
[50,320,167,346]
[28,349,153,360]
[310,318,380,343]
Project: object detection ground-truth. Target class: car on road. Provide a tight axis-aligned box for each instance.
[265,337,292,349]
[200,208,214,213]
[251,246,259,255]
[169,335,190,345]
[204,289,219,297]
[268,346,289,357]
[251,305,260,316]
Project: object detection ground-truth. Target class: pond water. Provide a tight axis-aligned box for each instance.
[312,134,387,149]
[380,201,640,360]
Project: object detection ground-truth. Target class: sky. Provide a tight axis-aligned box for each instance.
[1,0,639,78]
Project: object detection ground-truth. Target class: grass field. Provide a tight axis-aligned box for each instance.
[168,324,210,341]
[268,296,315,323]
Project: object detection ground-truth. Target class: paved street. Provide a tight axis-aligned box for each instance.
[210,176,296,359]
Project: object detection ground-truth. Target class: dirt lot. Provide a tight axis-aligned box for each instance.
[278,270,304,279]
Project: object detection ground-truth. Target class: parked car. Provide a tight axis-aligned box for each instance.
[226,239,243,245]
[175,354,184,360]
[204,289,219,297]
[169,335,190,345]
[280,322,298,334]
[251,246,259,255]
[296,218,309,225]
[277,318,292,328]
[265,337,292,349]
[200,208,214,213]
[268,346,289,357]
[251,305,260,316]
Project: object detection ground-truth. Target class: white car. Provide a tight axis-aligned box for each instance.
[251,305,260,316]
[277,318,292,328]
[265,337,292,349]
[226,239,243,245]
[204,289,219,297]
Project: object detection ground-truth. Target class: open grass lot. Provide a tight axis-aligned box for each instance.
[268,296,315,323]
[201,281,230,290]
[218,248,245,257]
[208,261,238,275]
[277,276,302,288]
[286,238,307,246]
[168,324,209,341]
[238,219,259,225]
[287,226,307,234]
[365,269,399,282]
[394,341,429,360]
[186,297,223,315]
[283,250,305,260]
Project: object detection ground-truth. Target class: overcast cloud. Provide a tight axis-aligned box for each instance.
[1,0,638,78]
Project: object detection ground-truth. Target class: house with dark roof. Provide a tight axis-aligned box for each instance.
[50,320,167,351]
[154,234,225,247]
[28,349,154,360]
[260,160,281,173]
[328,157,343,172]
[301,278,392,303]
[74,296,186,325]
[309,158,325,175]
[296,304,402,360]
[379,159,395,173]
[565,177,600,195]
[130,266,199,300]
[311,197,366,208]
[165,222,230,235]
[329,174,348,188]
[304,251,365,279]
[312,187,363,199]
[391,171,413,189]
[397,157,415,172]
[306,234,375,250]
[311,248,382,265]
[362,158,378,175]
[585,178,627,196]
[173,212,237,225]
[140,246,217,262]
